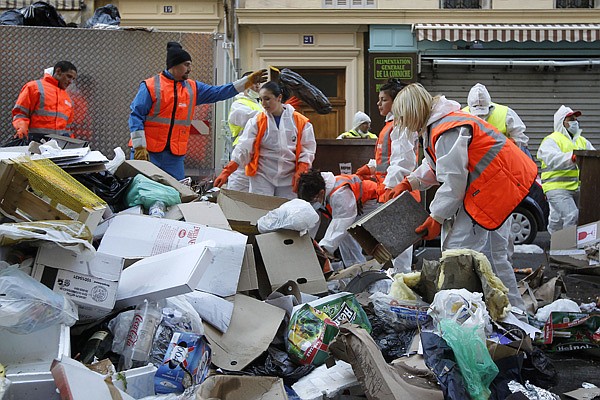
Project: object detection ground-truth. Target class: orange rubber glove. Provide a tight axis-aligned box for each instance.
[355,164,373,179]
[292,162,310,193]
[571,153,577,163]
[416,216,442,241]
[384,178,412,202]
[14,121,28,140]
[214,161,239,188]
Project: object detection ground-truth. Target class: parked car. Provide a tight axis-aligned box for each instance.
[510,176,549,244]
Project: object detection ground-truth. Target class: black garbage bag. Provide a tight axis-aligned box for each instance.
[83,4,121,28]
[421,331,470,400]
[1,136,27,147]
[278,68,332,115]
[73,171,132,209]
[0,9,24,25]
[490,353,525,400]
[242,345,315,387]
[368,307,417,362]
[21,1,66,27]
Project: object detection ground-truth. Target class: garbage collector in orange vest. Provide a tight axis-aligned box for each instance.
[387,83,538,316]
[357,79,420,197]
[128,42,267,180]
[12,61,77,144]
[297,169,379,268]
[214,81,316,200]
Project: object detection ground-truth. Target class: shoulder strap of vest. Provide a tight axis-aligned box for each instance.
[293,111,309,168]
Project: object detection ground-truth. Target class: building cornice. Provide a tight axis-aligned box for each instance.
[236,9,600,25]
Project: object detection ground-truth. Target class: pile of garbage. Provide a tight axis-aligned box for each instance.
[0,140,598,400]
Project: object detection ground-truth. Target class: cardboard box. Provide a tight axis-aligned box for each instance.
[32,247,124,321]
[0,323,70,400]
[217,188,288,234]
[154,332,211,394]
[112,364,157,399]
[550,220,600,270]
[348,191,428,260]
[177,202,231,230]
[98,214,247,298]
[542,311,600,352]
[115,160,198,203]
[255,230,328,298]
[51,357,135,400]
[237,244,258,292]
[204,294,285,371]
[196,376,288,400]
[116,244,213,309]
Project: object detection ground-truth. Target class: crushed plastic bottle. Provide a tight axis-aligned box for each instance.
[148,200,166,218]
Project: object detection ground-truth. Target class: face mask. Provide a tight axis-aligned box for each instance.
[247,89,260,100]
[311,202,322,211]
[567,120,579,134]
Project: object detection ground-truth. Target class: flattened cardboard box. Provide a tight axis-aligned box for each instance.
[237,244,258,292]
[115,160,198,203]
[33,247,124,321]
[349,191,428,258]
[217,188,288,234]
[550,220,600,270]
[197,376,287,400]
[255,229,328,298]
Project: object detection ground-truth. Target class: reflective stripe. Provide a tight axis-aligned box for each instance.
[13,104,29,114]
[146,116,190,126]
[539,131,587,192]
[185,83,194,123]
[12,114,28,121]
[378,129,392,171]
[542,176,579,183]
[32,109,70,121]
[541,164,577,172]
[35,79,45,109]
[430,114,505,184]
[29,127,69,135]
[151,75,161,118]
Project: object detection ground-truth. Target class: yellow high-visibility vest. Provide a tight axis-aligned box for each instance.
[228,97,263,146]
[539,131,587,192]
[463,103,509,135]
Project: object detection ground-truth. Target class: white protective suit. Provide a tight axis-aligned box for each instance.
[406,96,526,313]
[231,104,316,200]
[467,83,529,149]
[317,172,378,268]
[537,105,595,234]
[227,92,263,192]
[383,127,419,273]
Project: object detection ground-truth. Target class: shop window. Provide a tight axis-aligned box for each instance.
[442,0,482,8]
[556,0,594,7]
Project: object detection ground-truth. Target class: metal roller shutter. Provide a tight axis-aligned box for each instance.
[0,0,81,10]
[418,60,600,158]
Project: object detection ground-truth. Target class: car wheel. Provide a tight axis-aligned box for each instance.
[511,207,538,245]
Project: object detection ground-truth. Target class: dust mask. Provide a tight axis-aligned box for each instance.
[567,120,579,135]
[247,89,260,100]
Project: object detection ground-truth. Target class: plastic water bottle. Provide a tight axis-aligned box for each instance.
[148,200,166,218]
[118,299,162,371]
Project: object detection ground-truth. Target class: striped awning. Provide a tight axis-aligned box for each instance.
[414,24,600,43]
[0,0,81,10]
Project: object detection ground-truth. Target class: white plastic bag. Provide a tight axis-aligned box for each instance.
[428,289,491,340]
[257,198,320,235]
[0,267,78,334]
[106,147,126,175]
[534,298,581,322]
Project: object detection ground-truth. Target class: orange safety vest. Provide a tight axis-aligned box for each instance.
[12,74,74,136]
[143,73,198,155]
[428,111,537,230]
[245,111,309,176]
[326,174,378,216]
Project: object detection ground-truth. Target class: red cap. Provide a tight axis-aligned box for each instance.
[566,110,582,118]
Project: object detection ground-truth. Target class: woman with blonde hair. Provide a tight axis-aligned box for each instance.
[387,83,538,316]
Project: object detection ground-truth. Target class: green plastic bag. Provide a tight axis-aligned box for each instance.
[125,174,181,209]
[287,304,340,366]
[440,318,498,400]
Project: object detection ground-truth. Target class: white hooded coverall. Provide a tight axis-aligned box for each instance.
[227,92,263,192]
[407,96,526,312]
[231,104,316,200]
[536,105,595,234]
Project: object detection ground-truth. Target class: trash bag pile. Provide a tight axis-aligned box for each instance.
[0,140,598,400]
